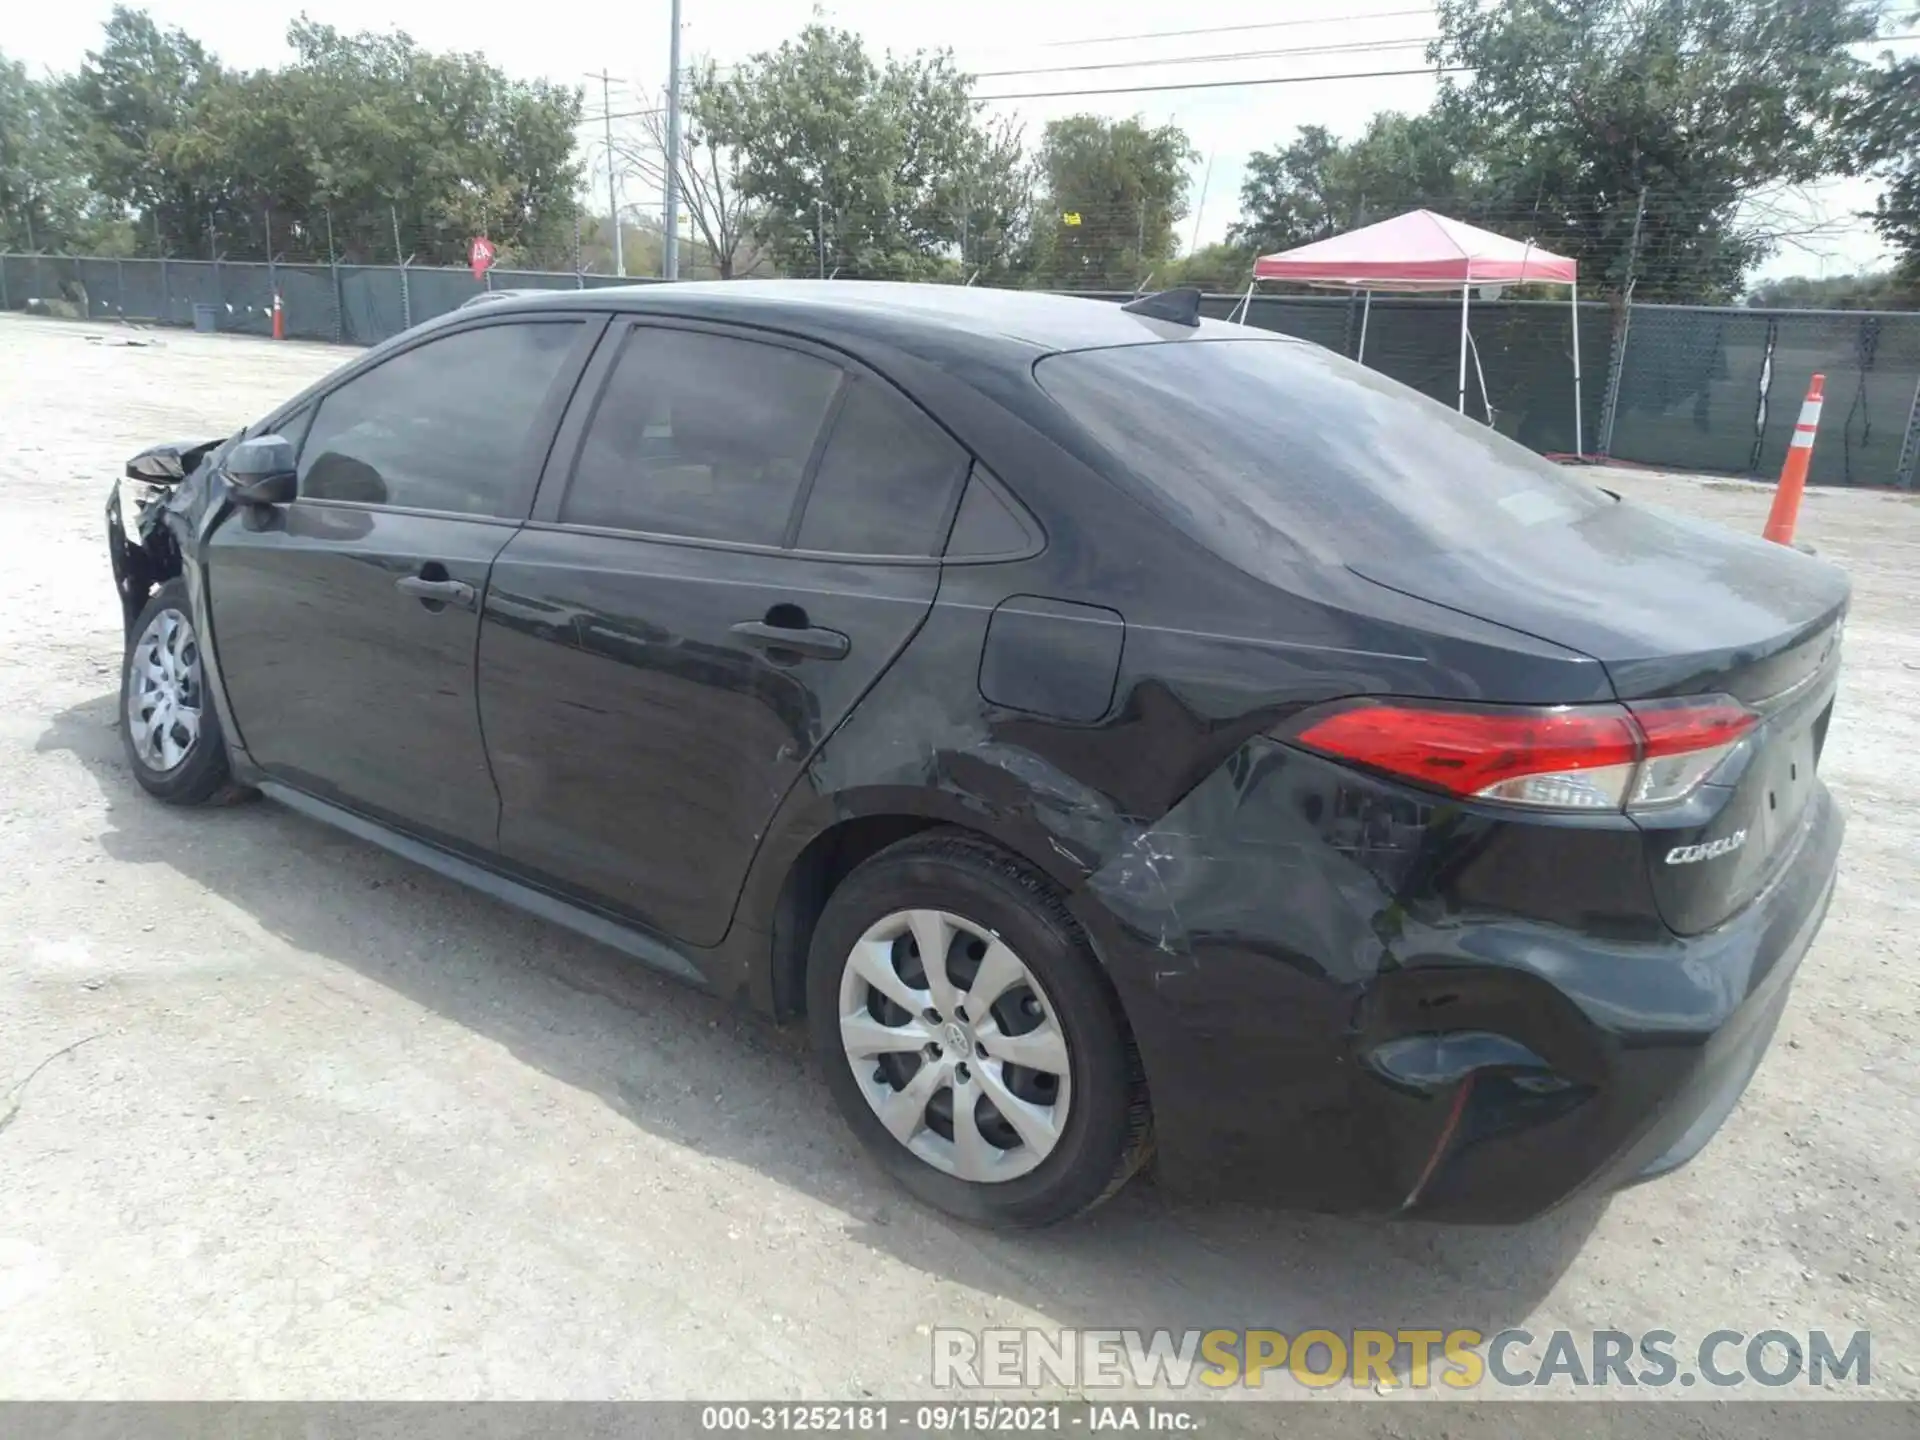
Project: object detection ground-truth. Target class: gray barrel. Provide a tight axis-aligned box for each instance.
[191,303,219,333]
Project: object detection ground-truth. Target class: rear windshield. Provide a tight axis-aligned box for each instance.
[1034,337,1609,571]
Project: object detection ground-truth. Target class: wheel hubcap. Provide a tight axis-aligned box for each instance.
[127,607,204,773]
[838,907,1073,1183]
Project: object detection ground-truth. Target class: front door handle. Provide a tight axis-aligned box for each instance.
[396,574,477,610]
[730,619,850,661]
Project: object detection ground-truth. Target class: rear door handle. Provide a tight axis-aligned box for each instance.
[396,575,477,610]
[730,620,850,661]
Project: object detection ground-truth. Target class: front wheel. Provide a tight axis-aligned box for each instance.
[120,578,248,806]
[807,832,1152,1227]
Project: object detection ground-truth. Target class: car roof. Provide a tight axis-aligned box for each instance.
[471,280,1277,359]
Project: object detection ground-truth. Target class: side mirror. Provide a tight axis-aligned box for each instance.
[228,436,298,505]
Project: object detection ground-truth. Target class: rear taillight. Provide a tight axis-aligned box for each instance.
[1623,697,1758,808]
[1289,696,1757,813]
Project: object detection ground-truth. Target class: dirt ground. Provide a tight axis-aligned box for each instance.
[1,314,1916,1407]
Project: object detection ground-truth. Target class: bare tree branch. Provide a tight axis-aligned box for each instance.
[606,65,766,279]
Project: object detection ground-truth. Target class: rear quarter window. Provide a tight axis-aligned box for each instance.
[1034,337,1609,573]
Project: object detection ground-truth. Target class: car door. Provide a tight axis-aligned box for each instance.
[208,315,601,852]
[476,317,970,946]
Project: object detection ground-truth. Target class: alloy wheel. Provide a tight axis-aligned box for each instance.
[127,607,204,772]
[838,907,1073,1182]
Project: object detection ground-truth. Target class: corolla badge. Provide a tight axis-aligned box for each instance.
[1666,830,1749,865]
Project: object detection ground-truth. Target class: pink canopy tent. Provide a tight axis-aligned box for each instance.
[1233,210,1584,454]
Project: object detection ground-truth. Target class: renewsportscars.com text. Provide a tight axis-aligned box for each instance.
[931,1327,1873,1391]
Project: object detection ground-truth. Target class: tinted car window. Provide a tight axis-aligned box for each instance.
[564,327,843,546]
[1034,338,1609,571]
[944,466,1038,559]
[264,405,314,457]
[298,322,581,516]
[795,378,967,556]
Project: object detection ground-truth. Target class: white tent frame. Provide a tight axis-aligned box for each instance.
[1232,268,1586,458]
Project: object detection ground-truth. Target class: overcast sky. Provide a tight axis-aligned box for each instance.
[8,0,1902,280]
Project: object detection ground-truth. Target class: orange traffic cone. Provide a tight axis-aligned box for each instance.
[1762,374,1823,546]
[271,290,285,341]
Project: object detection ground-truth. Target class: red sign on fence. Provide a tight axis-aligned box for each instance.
[470,236,496,279]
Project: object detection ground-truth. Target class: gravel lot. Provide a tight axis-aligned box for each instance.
[2,313,1916,1406]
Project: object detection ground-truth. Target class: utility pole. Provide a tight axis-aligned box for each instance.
[1599,184,1649,458]
[663,0,683,281]
[1188,152,1214,256]
[594,70,625,277]
[816,198,827,279]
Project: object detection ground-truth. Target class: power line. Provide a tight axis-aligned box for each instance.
[975,63,1469,102]
[576,106,667,126]
[976,37,1436,79]
[975,25,1918,98]
[980,22,1920,78]
[1037,8,1433,49]
[1013,20,1919,75]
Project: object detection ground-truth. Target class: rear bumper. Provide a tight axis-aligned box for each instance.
[1074,765,1843,1222]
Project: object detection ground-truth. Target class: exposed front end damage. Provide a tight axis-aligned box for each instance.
[106,439,223,636]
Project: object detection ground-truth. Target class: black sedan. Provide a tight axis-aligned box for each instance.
[105,282,1847,1228]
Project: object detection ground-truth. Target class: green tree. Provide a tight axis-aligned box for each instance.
[64,5,230,255]
[1159,241,1255,292]
[1856,10,1920,280]
[1029,115,1195,290]
[697,24,987,279]
[0,53,89,251]
[1230,112,1479,256]
[1745,270,1916,309]
[61,9,582,265]
[953,115,1035,285]
[261,20,583,266]
[1430,0,1880,300]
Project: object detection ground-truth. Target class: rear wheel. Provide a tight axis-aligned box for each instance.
[807,832,1151,1227]
[120,578,248,806]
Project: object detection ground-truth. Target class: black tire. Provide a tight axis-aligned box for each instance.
[807,830,1152,1227]
[119,578,249,807]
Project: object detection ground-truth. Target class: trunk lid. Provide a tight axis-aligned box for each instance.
[1344,499,1849,701]
[1348,500,1848,934]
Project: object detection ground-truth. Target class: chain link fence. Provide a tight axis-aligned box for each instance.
[0,253,651,346]
[1606,303,1920,488]
[4,252,1916,488]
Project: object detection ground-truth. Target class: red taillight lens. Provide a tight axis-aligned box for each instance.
[1289,696,1757,813]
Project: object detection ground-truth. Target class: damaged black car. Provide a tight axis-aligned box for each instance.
[105,282,1847,1228]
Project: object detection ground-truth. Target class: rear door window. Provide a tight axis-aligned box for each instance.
[562,326,843,546]
[795,377,968,556]
[1035,338,1608,571]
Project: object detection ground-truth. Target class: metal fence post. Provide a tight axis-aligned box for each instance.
[326,208,345,343]
[1748,315,1781,475]
[392,206,411,330]
[1896,374,1920,491]
[1598,288,1634,457]
[209,214,224,331]
[1,255,9,312]
[265,206,276,336]
[116,257,125,319]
